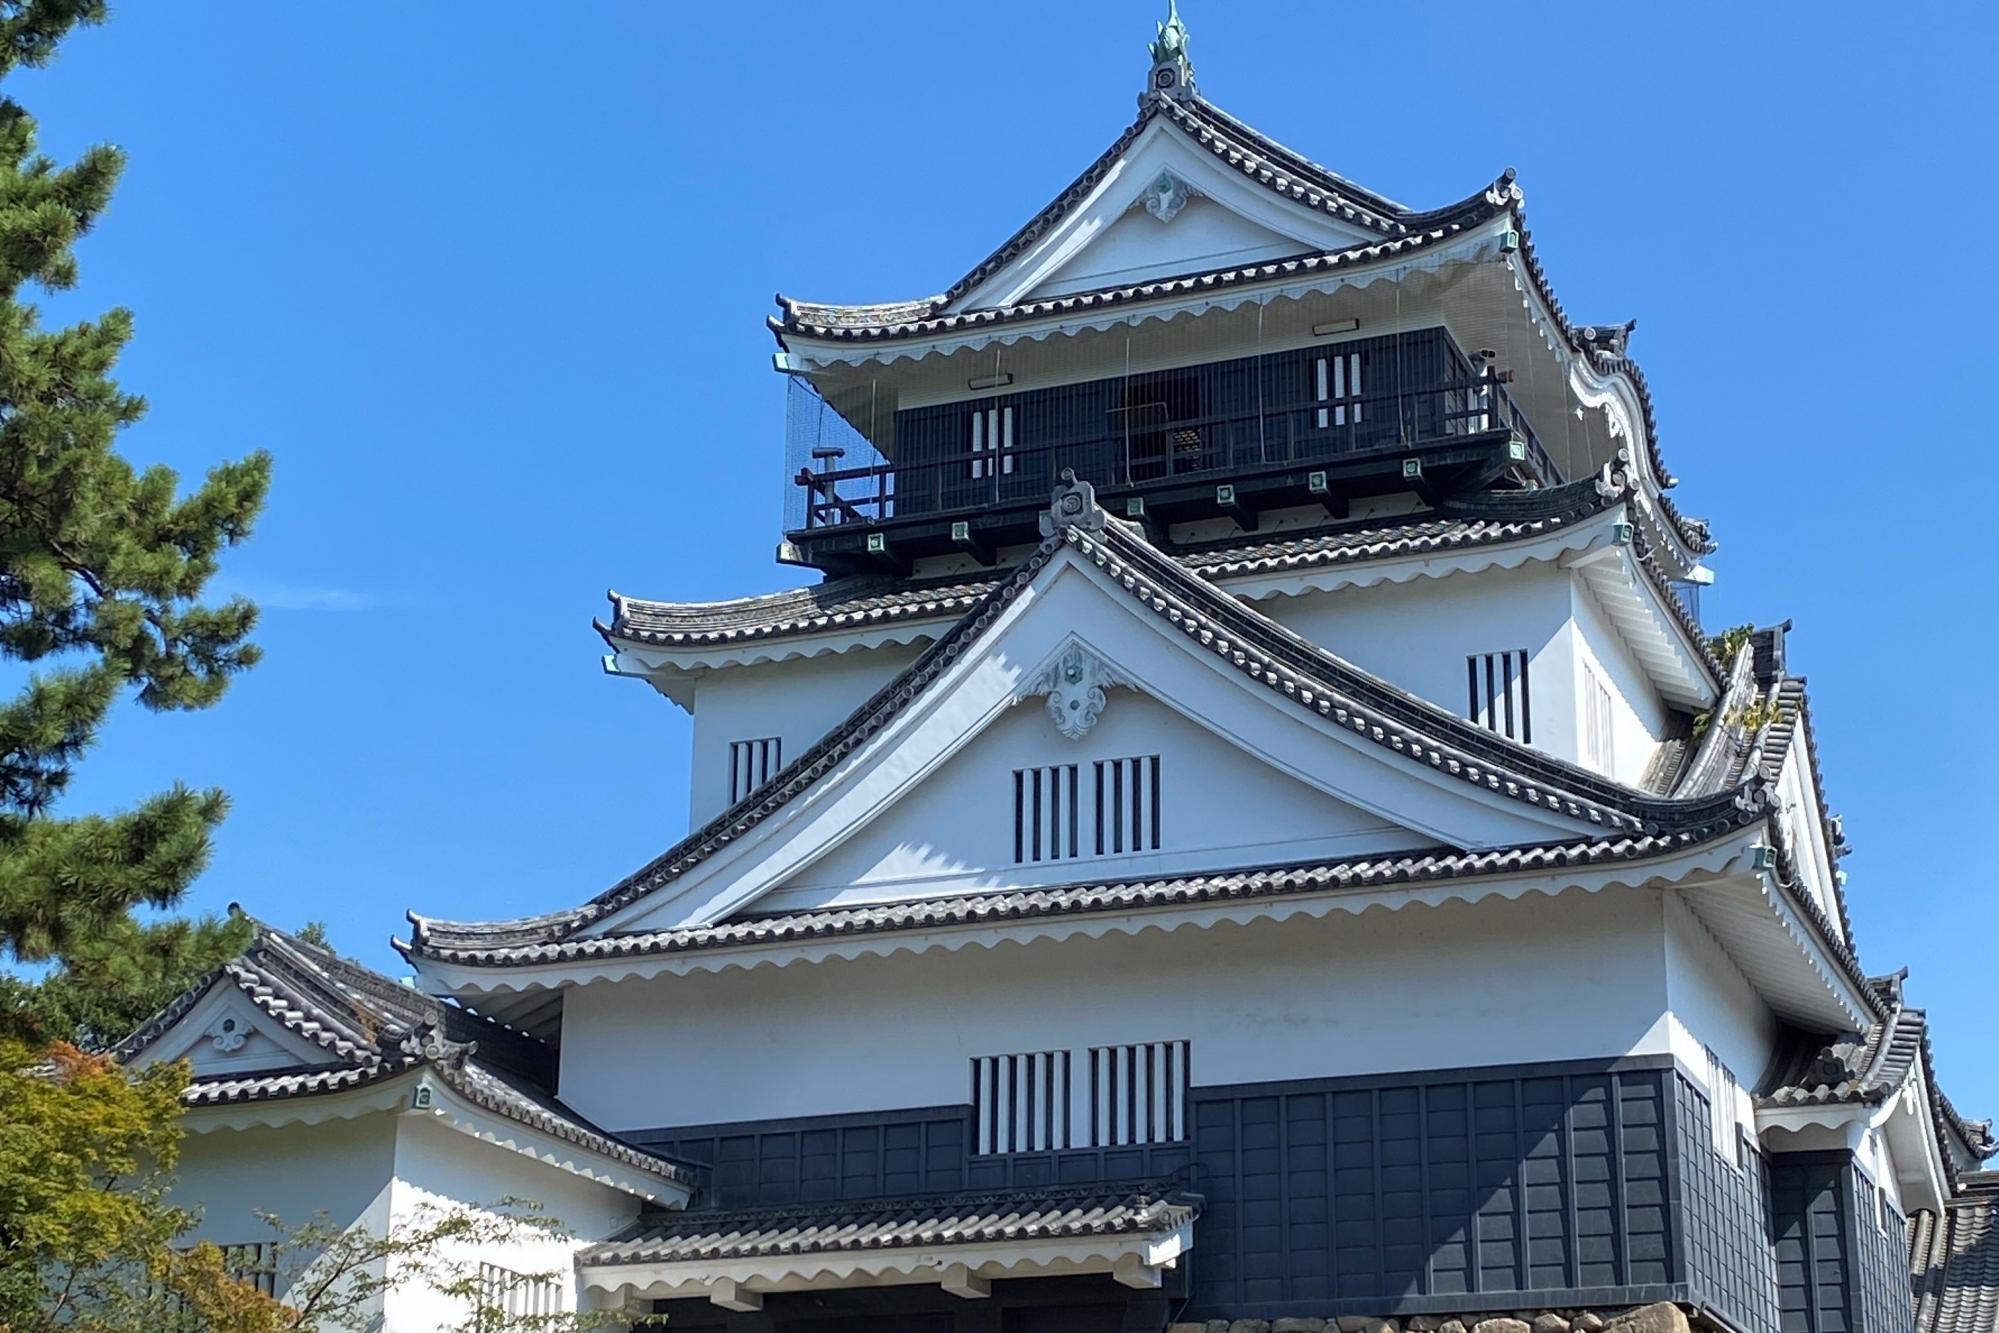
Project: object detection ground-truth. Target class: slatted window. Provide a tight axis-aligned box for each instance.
[1092,755,1161,856]
[1012,763,1080,863]
[219,1241,279,1297]
[970,1041,1190,1154]
[969,404,1015,480]
[477,1263,560,1322]
[1087,1040,1190,1147]
[1582,665,1616,774]
[1314,350,1364,428]
[971,1050,1073,1154]
[1465,649,1532,742]
[1705,1046,1742,1160]
[728,736,781,804]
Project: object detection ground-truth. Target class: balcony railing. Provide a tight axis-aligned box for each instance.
[794,373,1554,531]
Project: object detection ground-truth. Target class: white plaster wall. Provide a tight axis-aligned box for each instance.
[559,885,1677,1133]
[1566,577,1670,786]
[759,687,1413,911]
[1028,196,1303,300]
[382,1115,641,1332]
[174,1116,398,1322]
[1776,747,1845,943]
[1266,562,1579,758]
[687,642,924,825]
[1661,889,1779,1140]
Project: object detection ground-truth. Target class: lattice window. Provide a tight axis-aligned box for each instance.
[218,1241,279,1297]
[728,736,781,804]
[1092,755,1161,856]
[1013,763,1081,863]
[1704,1046,1742,1160]
[1582,664,1616,774]
[1314,350,1364,428]
[1087,1040,1190,1147]
[1466,649,1532,742]
[972,1050,1073,1154]
[970,404,1015,480]
[970,1040,1190,1155]
[477,1263,560,1322]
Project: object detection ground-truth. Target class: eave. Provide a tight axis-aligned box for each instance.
[406,828,1767,999]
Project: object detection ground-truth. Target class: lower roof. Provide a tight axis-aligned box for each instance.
[1912,1173,1999,1333]
[582,1181,1199,1268]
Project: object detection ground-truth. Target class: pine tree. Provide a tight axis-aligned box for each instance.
[0,910,254,1048]
[0,1,271,961]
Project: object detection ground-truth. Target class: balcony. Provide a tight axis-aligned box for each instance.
[784,328,1559,573]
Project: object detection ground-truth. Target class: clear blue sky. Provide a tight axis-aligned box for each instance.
[11,5,1995,1109]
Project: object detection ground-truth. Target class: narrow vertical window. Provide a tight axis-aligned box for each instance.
[1465,651,1531,742]
[728,737,782,804]
[1704,1046,1741,1160]
[970,1050,1071,1154]
[1086,1040,1190,1147]
[969,404,1015,480]
[1012,763,1080,864]
[1581,665,1615,774]
[1091,755,1161,856]
[1313,351,1364,428]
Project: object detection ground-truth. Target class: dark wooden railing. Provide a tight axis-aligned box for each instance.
[795,372,1553,530]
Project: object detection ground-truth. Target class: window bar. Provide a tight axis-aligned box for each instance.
[1030,768,1043,862]
[1148,755,1161,848]
[1013,770,1024,865]
[1094,761,1106,856]
[1519,653,1532,744]
[1501,654,1515,738]
[1024,1051,1037,1150]
[1111,762,1125,854]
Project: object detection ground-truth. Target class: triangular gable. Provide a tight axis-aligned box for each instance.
[123,976,349,1080]
[413,481,1759,961]
[754,685,1418,915]
[591,539,1605,936]
[950,115,1382,314]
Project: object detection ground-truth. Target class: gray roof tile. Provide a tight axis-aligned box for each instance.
[1911,1174,1999,1333]
[112,915,693,1186]
[581,1182,1199,1267]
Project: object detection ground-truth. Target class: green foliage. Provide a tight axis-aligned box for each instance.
[1707,623,1755,665]
[0,0,272,962]
[0,1038,196,1329]
[0,910,254,1048]
[0,1044,643,1331]
[224,1200,663,1332]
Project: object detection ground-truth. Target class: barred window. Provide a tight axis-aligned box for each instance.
[1466,649,1531,742]
[219,1241,279,1297]
[1013,763,1081,863]
[728,736,781,804]
[1582,664,1615,773]
[1704,1046,1741,1160]
[1091,755,1160,856]
[971,1040,1189,1154]
[477,1263,560,1322]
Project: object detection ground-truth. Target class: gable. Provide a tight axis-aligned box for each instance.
[125,980,346,1079]
[586,543,1603,937]
[750,687,1415,914]
[1020,195,1307,303]
[950,118,1379,314]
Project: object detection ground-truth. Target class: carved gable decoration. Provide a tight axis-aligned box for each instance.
[1025,644,1136,740]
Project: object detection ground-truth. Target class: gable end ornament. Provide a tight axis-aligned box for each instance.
[207,1013,251,1053]
[1026,644,1137,740]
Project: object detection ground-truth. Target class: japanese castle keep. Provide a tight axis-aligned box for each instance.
[123,10,1999,1332]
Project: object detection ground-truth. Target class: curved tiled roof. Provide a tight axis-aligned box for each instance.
[582,1182,1199,1267]
[111,914,693,1187]
[412,476,1771,965]
[405,834,1741,971]
[603,475,1629,650]
[1911,1174,1999,1333]
[775,89,1464,341]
